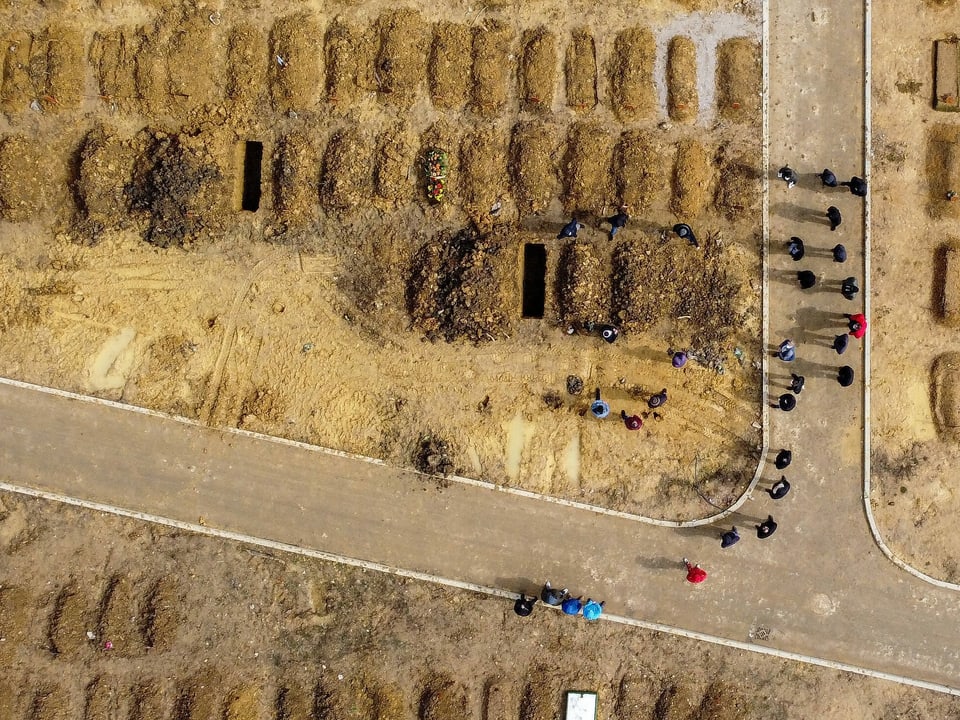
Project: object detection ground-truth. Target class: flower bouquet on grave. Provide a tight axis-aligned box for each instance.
[423,147,449,203]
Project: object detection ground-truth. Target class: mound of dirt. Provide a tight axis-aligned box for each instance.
[275,686,312,720]
[90,28,139,111]
[375,123,416,206]
[429,22,472,108]
[85,676,122,720]
[557,240,609,326]
[320,126,372,213]
[269,14,322,114]
[696,682,752,720]
[325,18,373,104]
[127,129,224,248]
[616,130,665,213]
[418,676,467,720]
[166,11,223,110]
[668,36,698,121]
[408,225,516,343]
[0,585,31,666]
[509,121,560,215]
[39,24,86,112]
[76,126,138,229]
[926,124,960,218]
[29,686,71,720]
[608,27,656,121]
[273,129,320,230]
[471,20,514,117]
[562,122,614,214]
[671,137,713,217]
[716,38,761,124]
[143,576,180,651]
[0,134,45,221]
[654,684,698,720]
[519,27,557,112]
[129,681,166,720]
[714,145,760,219]
[419,120,461,206]
[371,683,405,720]
[48,581,92,656]
[376,10,428,106]
[565,28,598,111]
[615,674,659,720]
[518,678,554,720]
[224,685,261,720]
[227,23,268,111]
[172,670,222,720]
[459,127,508,224]
[0,31,33,114]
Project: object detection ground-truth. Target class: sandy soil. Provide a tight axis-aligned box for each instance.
[869,0,960,580]
[3,491,960,719]
[0,0,764,521]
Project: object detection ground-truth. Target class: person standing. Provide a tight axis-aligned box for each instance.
[777,339,796,362]
[787,237,805,261]
[827,206,842,231]
[672,351,688,368]
[789,373,805,394]
[683,559,707,584]
[648,389,668,409]
[720,527,740,548]
[620,410,643,430]
[841,277,859,301]
[819,168,838,187]
[833,333,849,355]
[673,223,699,248]
[769,477,791,499]
[778,166,798,188]
[757,515,778,538]
[561,596,583,615]
[847,313,867,339]
[838,365,855,387]
[605,207,629,240]
[840,176,867,197]
[514,594,537,616]
[774,449,792,470]
[541,581,568,606]
[582,599,605,621]
[558,217,584,239]
[591,388,610,419]
[833,244,847,263]
[772,393,797,411]
[798,270,817,289]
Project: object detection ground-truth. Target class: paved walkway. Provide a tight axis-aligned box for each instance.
[3,0,960,697]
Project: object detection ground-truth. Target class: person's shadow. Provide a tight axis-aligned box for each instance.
[772,201,831,226]
[636,554,685,571]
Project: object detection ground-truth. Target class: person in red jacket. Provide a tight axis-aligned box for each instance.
[683,559,707,584]
[847,313,867,339]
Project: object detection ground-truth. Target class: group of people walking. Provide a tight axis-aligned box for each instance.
[514,581,605,621]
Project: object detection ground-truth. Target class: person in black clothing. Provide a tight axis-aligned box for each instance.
[772,393,796,411]
[778,166,798,188]
[720,527,740,548]
[819,168,838,187]
[673,223,699,248]
[774,449,792,470]
[833,333,849,355]
[605,207,629,240]
[757,515,778,538]
[648,389,668,409]
[789,373,805,394]
[787,237,805,261]
[841,176,867,197]
[798,270,817,289]
[514,594,537,616]
[827,206,842,231]
[841,277,859,300]
[769,477,791,500]
[558,218,584,239]
[838,365,855,387]
[833,244,847,263]
[541,582,567,606]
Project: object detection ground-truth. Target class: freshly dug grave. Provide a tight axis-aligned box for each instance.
[926,124,960,218]
[471,20,514,117]
[714,144,760,219]
[375,122,416,206]
[325,18,373,104]
[48,581,92,657]
[616,129,666,213]
[608,26,656,121]
[76,125,138,228]
[269,13,322,114]
[226,23,268,111]
[38,24,87,112]
[562,122,614,214]
[419,119,461,207]
[375,9,428,106]
[273,129,321,230]
[408,225,517,343]
[418,675,468,720]
[90,28,139,111]
[320,125,372,213]
[668,36,699,121]
[429,22,473,108]
[127,129,224,248]
[716,38,761,124]
[519,27,557,112]
[0,134,45,221]
[0,30,33,114]
[459,127,508,223]
[671,137,713,217]
[509,121,560,215]
[556,240,609,327]
[98,574,143,657]
[166,10,224,110]
[565,28,598,111]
